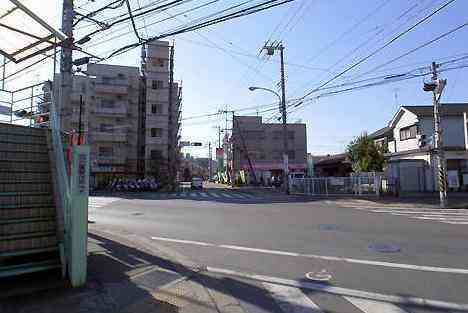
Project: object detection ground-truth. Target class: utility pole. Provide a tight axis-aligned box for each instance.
[60,0,74,129]
[208,142,212,181]
[262,41,289,193]
[426,62,448,208]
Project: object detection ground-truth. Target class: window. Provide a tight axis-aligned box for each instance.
[98,146,113,157]
[152,80,163,89]
[100,124,114,133]
[288,131,295,140]
[150,149,163,159]
[101,98,115,108]
[273,130,282,140]
[151,103,163,114]
[287,150,296,160]
[151,128,163,137]
[102,76,112,85]
[400,125,417,141]
[151,58,165,67]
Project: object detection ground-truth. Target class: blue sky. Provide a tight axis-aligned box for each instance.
[5,0,468,157]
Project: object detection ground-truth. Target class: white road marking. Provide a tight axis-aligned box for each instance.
[200,192,209,198]
[209,192,221,198]
[221,192,234,198]
[206,266,468,312]
[263,282,323,313]
[344,296,409,313]
[150,236,468,274]
[88,197,121,210]
[189,192,197,197]
[219,245,301,257]
[372,209,468,213]
[150,236,213,246]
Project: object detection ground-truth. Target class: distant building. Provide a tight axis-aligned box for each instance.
[312,153,353,177]
[368,103,468,192]
[230,115,307,184]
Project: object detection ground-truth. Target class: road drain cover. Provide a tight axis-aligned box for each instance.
[132,212,144,216]
[318,224,340,231]
[305,269,332,282]
[368,243,401,253]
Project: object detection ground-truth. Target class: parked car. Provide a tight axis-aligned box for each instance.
[191,177,203,190]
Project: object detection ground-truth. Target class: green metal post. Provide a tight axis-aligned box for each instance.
[69,145,89,287]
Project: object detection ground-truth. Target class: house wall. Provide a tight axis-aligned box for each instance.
[419,115,465,147]
[393,110,419,152]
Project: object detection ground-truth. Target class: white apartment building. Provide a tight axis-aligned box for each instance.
[369,103,468,192]
[142,41,182,181]
[56,41,182,188]
[56,63,141,188]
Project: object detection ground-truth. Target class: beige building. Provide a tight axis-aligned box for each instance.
[56,40,182,188]
[231,116,307,183]
[142,41,182,180]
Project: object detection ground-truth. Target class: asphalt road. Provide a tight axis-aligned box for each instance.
[89,185,468,313]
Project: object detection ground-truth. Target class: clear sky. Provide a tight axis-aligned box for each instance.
[4,0,468,157]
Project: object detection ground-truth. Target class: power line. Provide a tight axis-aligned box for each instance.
[103,0,297,60]
[295,0,458,103]
[352,19,468,80]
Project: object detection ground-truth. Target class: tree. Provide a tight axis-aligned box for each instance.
[346,133,386,172]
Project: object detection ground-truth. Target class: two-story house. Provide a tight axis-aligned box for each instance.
[369,103,468,192]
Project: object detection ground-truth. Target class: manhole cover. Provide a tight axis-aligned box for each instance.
[131,212,144,216]
[318,224,340,231]
[368,243,401,253]
[305,269,332,282]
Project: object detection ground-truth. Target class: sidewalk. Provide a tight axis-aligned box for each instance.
[0,228,260,313]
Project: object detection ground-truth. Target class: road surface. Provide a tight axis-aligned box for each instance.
[89,185,468,313]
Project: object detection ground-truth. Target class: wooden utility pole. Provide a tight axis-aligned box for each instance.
[429,62,448,208]
[262,41,289,193]
[60,0,74,127]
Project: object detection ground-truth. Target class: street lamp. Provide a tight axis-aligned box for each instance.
[248,86,282,108]
[248,85,289,194]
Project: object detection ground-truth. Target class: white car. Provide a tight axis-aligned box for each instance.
[191,177,203,190]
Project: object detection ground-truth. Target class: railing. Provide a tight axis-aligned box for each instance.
[45,81,71,278]
[290,174,382,196]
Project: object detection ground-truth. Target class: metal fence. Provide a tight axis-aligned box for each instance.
[290,174,383,196]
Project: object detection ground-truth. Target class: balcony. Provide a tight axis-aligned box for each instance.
[94,105,128,116]
[94,83,128,94]
[91,132,127,143]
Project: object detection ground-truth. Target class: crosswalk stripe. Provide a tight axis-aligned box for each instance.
[344,296,409,313]
[263,282,323,313]
[220,192,234,198]
[200,192,209,198]
[209,192,221,198]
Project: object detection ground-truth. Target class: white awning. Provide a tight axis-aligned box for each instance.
[0,0,66,63]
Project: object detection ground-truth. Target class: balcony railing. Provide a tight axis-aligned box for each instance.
[93,105,127,115]
[91,132,127,142]
[94,83,128,94]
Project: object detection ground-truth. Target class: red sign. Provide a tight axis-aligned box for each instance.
[216,148,224,158]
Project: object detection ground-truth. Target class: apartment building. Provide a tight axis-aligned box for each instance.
[231,115,307,184]
[369,103,468,192]
[142,41,182,181]
[56,63,141,187]
[55,40,182,188]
